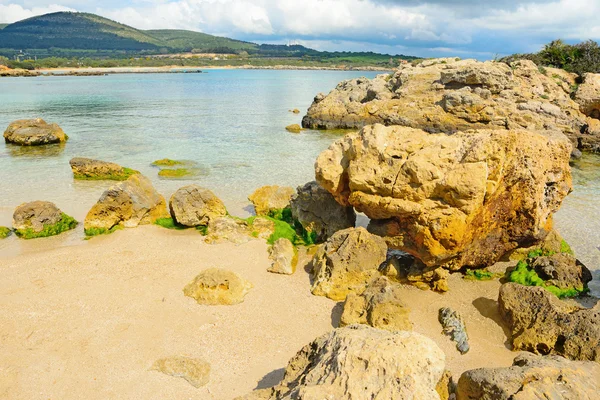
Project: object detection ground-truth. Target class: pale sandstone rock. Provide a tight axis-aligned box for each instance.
[3,118,67,146]
[267,238,297,275]
[151,356,210,388]
[204,217,251,245]
[69,157,137,181]
[183,268,252,305]
[248,185,294,216]
[316,124,572,269]
[169,185,227,227]
[574,72,600,119]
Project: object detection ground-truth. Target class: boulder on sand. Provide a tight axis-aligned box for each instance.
[84,174,168,235]
[311,227,388,301]
[290,181,356,243]
[183,268,253,305]
[268,238,297,275]
[237,325,445,400]
[248,185,294,216]
[4,118,68,146]
[169,185,227,227]
[69,157,138,181]
[13,200,77,239]
[316,124,572,269]
[456,353,600,400]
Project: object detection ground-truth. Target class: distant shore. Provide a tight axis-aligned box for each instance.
[0,65,393,78]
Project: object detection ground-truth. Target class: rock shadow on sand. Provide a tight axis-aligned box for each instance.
[255,368,285,390]
[472,297,512,349]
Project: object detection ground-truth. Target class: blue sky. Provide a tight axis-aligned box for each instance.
[1,0,599,59]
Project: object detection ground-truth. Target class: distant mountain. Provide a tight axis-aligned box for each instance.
[146,29,257,53]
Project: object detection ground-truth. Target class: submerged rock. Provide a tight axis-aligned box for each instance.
[248,185,294,216]
[316,124,572,269]
[152,356,210,388]
[267,238,297,275]
[183,268,253,305]
[439,307,470,354]
[311,227,388,301]
[69,157,138,181]
[13,201,77,239]
[302,59,600,152]
[340,276,412,331]
[84,174,168,235]
[456,353,600,400]
[238,325,445,400]
[290,181,356,243]
[498,282,600,362]
[3,118,68,146]
[169,185,227,227]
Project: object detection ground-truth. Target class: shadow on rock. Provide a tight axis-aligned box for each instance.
[472,297,512,349]
[330,301,344,328]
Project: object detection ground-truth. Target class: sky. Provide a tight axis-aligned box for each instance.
[1,0,600,59]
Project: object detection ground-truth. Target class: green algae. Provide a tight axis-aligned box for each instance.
[158,168,194,179]
[152,158,186,167]
[0,226,12,239]
[15,213,77,239]
[196,225,208,236]
[245,208,317,246]
[154,217,187,230]
[73,167,139,181]
[464,269,502,281]
[508,258,588,299]
[84,225,123,237]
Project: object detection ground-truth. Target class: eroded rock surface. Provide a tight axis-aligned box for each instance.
[183,268,253,305]
[169,185,227,227]
[152,356,210,388]
[268,238,297,275]
[498,282,600,362]
[303,58,600,152]
[316,124,572,269]
[290,181,356,242]
[311,227,388,301]
[84,174,168,233]
[4,118,67,146]
[204,217,252,245]
[531,253,592,291]
[238,325,445,400]
[456,352,600,400]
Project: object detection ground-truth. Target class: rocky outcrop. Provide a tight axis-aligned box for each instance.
[311,227,388,301]
[238,325,445,400]
[574,73,600,119]
[204,217,251,245]
[69,157,138,181]
[4,118,68,146]
[267,238,297,275]
[151,356,210,388]
[302,58,600,152]
[248,185,294,216]
[316,124,572,269]
[531,253,592,291]
[498,282,600,362]
[183,268,253,305]
[456,353,600,400]
[169,185,227,227]
[439,307,470,354]
[13,201,77,239]
[84,174,168,234]
[290,181,356,242]
[340,276,412,331]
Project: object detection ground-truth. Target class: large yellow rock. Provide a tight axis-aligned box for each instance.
[316,124,572,269]
[248,185,294,216]
[4,118,67,146]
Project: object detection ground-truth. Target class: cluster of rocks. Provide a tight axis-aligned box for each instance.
[302,58,600,152]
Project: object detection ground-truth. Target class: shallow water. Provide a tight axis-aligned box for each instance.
[0,70,598,296]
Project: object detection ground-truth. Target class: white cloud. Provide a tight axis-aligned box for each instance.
[0,3,73,22]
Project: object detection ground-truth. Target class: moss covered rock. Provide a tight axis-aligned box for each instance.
[70,157,138,181]
[13,201,77,239]
[0,226,12,239]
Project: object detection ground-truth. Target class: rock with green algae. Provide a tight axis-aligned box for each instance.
[4,118,68,146]
[69,157,138,181]
[248,185,294,216]
[0,226,12,239]
[151,356,210,388]
[151,158,187,167]
[12,201,77,239]
[285,124,303,133]
[157,168,197,179]
[183,268,253,305]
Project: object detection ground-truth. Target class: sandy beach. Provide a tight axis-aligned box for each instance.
[0,224,517,400]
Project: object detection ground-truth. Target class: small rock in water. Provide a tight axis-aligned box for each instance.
[285,124,303,133]
[438,307,469,354]
[151,356,210,388]
[4,118,68,146]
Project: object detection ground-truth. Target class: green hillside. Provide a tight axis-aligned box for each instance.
[0,12,162,50]
[0,24,8,30]
[146,29,256,53]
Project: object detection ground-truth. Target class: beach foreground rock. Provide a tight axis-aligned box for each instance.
[69,157,138,180]
[151,356,210,388]
[237,325,445,400]
[248,185,294,216]
[183,268,253,305]
[302,58,600,152]
[84,174,168,234]
[316,124,572,269]
[13,201,77,239]
[311,227,388,301]
[267,238,297,275]
[290,181,356,242]
[456,353,600,400]
[169,185,227,227]
[3,118,67,146]
[498,282,600,362]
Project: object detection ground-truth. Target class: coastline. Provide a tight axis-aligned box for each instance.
[0,65,393,78]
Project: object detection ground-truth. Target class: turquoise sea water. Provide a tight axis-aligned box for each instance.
[0,70,598,296]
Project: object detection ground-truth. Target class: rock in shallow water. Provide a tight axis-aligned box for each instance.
[237,325,445,400]
[3,118,67,146]
[152,356,210,388]
[316,124,572,269]
[183,268,253,305]
[69,157,138,181]
[456,352,600,400]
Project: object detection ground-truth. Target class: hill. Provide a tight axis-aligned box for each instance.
[146,29,256,53]
[0,24,7,30]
